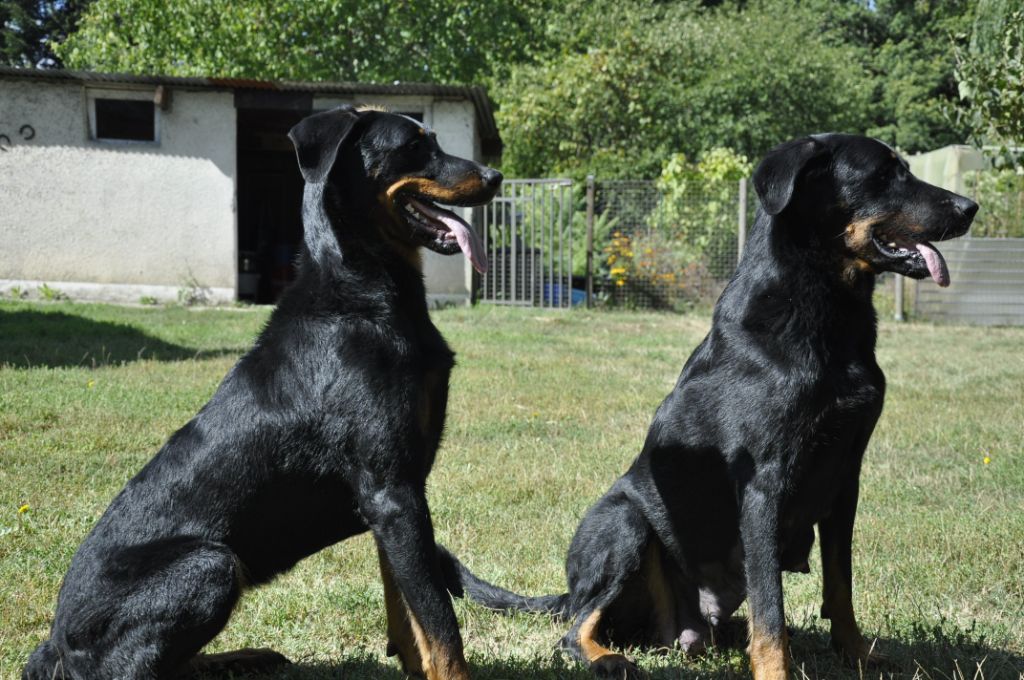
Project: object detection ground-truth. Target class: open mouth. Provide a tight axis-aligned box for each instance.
[871,230,949,287]
[400,196,488,274]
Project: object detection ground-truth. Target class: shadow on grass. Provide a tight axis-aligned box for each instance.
[788,624,1024,680]
[193,628,1024,679]
[0,309,235,368]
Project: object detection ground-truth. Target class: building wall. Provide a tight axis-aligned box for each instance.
[1,82,486,304]
[0,79,237,301]
[423,99,481,302]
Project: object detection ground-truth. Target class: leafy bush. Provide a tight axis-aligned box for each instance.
[599,149,751,309]
[966,168,1024,237]
[647,148,753,279]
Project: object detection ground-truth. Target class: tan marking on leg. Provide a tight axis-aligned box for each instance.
[641,542,676,646]
[405,613,471,680]
[579,609,639,676]
[378,547,470,680]
[378,548,424,675]
[579,609,617,663]
[821,545,872,665]
[748,619,790,680]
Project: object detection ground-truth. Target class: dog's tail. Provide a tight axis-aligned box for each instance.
[23,639,67,680]
[437,545,570,619]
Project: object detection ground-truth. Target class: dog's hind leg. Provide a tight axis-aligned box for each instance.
[41,537,282,679]
[558,488,657,679]
[560,604,648,680]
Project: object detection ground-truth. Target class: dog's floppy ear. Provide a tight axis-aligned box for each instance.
[753,136,827,216]
[288,106,362,184]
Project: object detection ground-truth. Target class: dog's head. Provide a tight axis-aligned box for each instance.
[288,106,501,273]
[753,134,978,286]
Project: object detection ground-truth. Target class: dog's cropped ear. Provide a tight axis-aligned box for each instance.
[288,106,362,184]
[753,137,827,216]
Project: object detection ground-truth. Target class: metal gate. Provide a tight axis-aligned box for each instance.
[479,179,575,307]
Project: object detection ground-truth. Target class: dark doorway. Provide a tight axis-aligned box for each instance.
[236,108,308,303]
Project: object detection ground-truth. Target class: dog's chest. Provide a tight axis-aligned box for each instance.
[410,328,455,464]
[785,357,884,516]
[417,361,452,446]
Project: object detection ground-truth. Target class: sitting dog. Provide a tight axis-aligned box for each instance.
[24,106,501,680]
[440,134,977,679]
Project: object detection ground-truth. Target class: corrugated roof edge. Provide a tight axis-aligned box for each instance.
[0,66,501,154]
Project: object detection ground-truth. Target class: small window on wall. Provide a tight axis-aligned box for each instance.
[93,98,156,142]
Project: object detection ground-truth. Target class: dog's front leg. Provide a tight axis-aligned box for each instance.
[819,475,886,669]
[361,483,471,680]
[741,481,790,680]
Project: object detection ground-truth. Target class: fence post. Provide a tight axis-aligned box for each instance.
[737,178,748,261]
[894,275,905,321]
[585,174,596,308]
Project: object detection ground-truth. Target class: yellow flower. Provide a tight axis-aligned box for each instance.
[87,380,96,389]
[616,279,625,287]
[17,504,30,514]
[983,456,991,465]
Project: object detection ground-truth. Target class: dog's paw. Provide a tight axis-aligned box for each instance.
[187,648,291,677]
[679,627,709,656]
[591,653,647,680]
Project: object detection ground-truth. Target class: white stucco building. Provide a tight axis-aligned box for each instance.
[0,67,501,305]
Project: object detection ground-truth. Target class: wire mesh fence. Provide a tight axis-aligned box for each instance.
[590,178,747,310]
[477,176,750,311]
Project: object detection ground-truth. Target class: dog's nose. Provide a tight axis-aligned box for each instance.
[954,196,979,220]
[482,168,503,188]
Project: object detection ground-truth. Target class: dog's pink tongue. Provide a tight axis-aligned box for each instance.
[440,212,488,275]
[916,241,950,287]
[409,199,488,274]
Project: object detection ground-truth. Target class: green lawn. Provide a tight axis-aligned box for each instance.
[1,301,1022,680]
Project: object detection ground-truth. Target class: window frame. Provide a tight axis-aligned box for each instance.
[87,88,161,145]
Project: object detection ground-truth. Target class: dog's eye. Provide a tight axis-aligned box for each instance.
[406,138,422,150]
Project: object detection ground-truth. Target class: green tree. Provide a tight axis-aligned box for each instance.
[858,0,976,153]
[497,0,874,179]
[1,0,92,67]
[955,0,1024,152]
[494,2,701,179]
[55,0,542,83]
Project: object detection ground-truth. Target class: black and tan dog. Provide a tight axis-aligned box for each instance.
[24,106,501,680]
[440,134,977,679]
